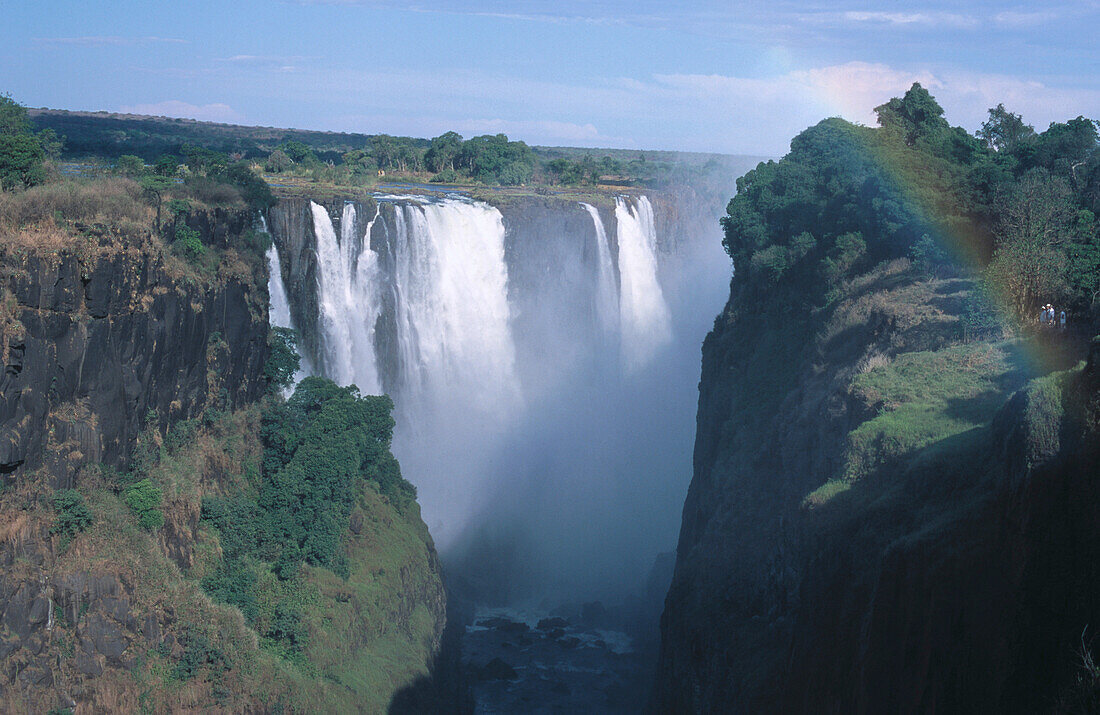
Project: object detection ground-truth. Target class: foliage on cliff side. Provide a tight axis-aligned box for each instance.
[722,84,1100,325]
[1,382,440,713]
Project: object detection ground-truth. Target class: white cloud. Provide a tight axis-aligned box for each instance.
[117,100,243,123]
[840,11,978,28]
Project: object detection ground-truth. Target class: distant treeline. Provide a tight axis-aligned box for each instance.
[28,108,756,188]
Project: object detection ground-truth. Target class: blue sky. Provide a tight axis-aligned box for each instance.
[2,0,1098,155]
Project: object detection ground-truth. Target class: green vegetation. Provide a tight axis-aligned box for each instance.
[124,478,165,530]
[0,93,57,190]
[264,326,301,390]
[805,342,1029,506]
[198,377,417,660]
[28,106,757,194]
[723,83,1100,324]
[51,489,93,548]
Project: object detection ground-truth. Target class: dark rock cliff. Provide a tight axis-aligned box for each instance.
[0,211,447,712]
[0,225,267,481]
[654,262,1100,713]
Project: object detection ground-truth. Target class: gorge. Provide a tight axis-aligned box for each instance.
[265,188,728,604]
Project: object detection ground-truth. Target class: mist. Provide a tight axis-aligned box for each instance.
[410,195,733,605]
[271,178,736,609]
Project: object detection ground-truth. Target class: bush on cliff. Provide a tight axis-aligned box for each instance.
[124,478,165,530]
[264,327,301,390]
[51,489,93,548]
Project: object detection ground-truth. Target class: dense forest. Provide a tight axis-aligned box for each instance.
[724,83,1100,330]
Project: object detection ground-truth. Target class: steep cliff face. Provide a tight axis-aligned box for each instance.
[0,213,446,713]
[655,259,1100,712]
[0,224,267,480]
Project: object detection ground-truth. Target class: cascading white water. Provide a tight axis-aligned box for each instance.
[311,201,384,395]
[271,190,720,601]
[264,216,311,390]
[581,202,619,338]
[379,196,520,545]
[615,195,672,371]
[266,246,294,331]
[390,197,520,415]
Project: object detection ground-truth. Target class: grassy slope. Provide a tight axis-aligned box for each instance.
[14,405,441,713]
[0,198,442,712]
[805,340,1030,506]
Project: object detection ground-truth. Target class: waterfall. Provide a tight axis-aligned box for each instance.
[581,202,619,338]
[389,197,519,415]
[269,190,717,599]
[311,201,384,395]
[265,245,294,331]
[265,220,311,390]
[615,195,671,371]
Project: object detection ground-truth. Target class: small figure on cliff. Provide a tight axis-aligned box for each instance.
[1060,310,1067,330]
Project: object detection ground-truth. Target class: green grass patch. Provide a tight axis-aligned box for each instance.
[804,340,1030,508]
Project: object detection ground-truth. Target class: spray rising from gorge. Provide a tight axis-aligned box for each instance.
[267,192,728,602]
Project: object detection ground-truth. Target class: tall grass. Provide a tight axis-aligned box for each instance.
[0,177,152,230]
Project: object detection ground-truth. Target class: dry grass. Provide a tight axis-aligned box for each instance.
[0,177,153,233]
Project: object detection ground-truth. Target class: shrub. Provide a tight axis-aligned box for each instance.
[0,178,150,234]
[910,234,951,275]
[183,176,242,206]
[51,489,93,546]
[124,478,164,530]
[430,167,459,183]
[114,154,146,177]
[171,629,228,681]
[264,327,301,390]
[174,224,205,259]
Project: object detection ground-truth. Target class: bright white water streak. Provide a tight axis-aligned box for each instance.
[580,202,619,338]
[389,197,520,416]
[311,201,384,395]
[614,195,671,371]
[264,218,310,391]
[265,243,294,330]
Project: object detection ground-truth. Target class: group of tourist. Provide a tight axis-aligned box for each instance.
[1039,303,1067,330]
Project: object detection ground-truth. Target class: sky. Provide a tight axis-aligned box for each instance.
[2,0,1098,155]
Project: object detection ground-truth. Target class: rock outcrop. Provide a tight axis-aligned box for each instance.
[0,224,267,480]
[0,211,447,713]
[654,261,1100,712]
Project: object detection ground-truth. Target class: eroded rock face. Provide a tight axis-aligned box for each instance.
[653,269,1100,713]
[0,542,174,710]
[0,229,268,481]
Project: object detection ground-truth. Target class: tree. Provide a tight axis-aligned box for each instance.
[0,133,46,190]
[139,175,174,230]
[985,171,1076,319]
[1030,117,1099,185]
[0,94,31,135]
[277,140,316,165]
[115,154,146,176]
[265,149,292,173]
[425,131,463,173]
[182,143,228,175]
[153,154,179,177]
[265,327,301,389]
[977,104,1036,153]
[0,94,46,190]
[370,134,400,170]
[875,82,949,147]
[36,128,64,160]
